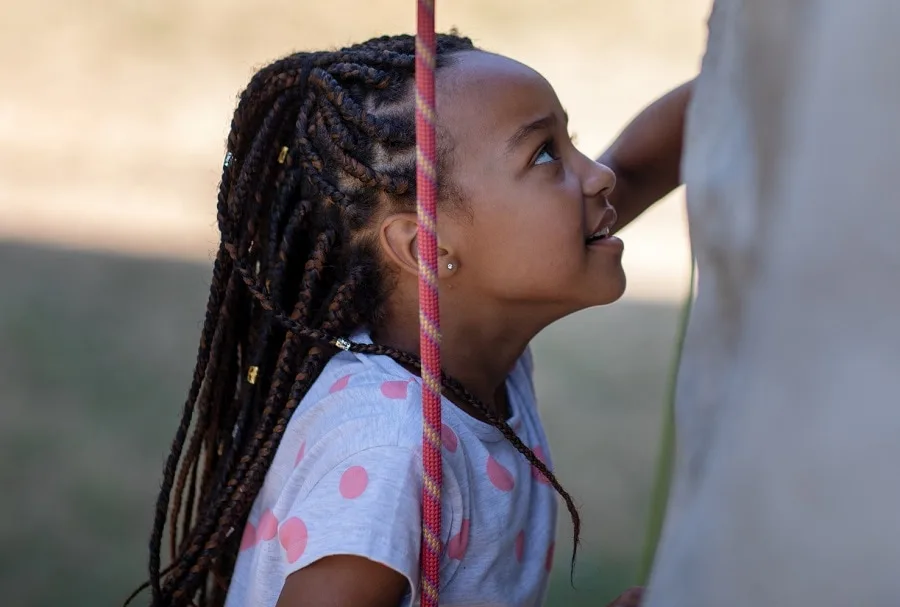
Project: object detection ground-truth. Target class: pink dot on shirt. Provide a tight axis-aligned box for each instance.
[294,441,306,467]
[531,445,551,485]
[515,529,526,563]
[339,465,369,499]
[279,517,309,564]
[329,373,352,393]
[441,423,458,453]
[239,522,256,551]
[447,518,470,560]
[545,541,555,572]
[487,455,515,492]
[257,509,279,542]
[380,379,411,399]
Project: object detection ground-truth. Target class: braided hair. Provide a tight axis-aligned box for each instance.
[129,32,580,607]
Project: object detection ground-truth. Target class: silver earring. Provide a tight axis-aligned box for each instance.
[446,262,455,271]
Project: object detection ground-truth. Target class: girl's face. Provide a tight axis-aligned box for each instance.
[436,51,626,319]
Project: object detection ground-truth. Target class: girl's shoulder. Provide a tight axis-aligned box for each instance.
[259,351,429,507]
[295,350,428,452]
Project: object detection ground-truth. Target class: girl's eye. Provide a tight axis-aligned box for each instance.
[533,141,558,166]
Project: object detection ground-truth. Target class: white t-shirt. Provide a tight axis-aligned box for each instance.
[225,331,558,607]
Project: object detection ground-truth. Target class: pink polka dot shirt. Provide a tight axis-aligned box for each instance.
[225,331,558,606]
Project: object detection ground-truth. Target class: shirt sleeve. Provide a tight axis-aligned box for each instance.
[282,444,424,586]
[261,378,434,602]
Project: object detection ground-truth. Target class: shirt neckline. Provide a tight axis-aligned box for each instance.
[349,329,524,442]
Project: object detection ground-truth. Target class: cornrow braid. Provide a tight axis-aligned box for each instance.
[130,32,580,607]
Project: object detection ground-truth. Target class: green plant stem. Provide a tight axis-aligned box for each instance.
[637,257,696,585]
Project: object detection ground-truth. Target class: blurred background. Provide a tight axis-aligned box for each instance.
[0,0,708,604]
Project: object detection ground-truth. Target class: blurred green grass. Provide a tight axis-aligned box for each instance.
[0,239,680,606]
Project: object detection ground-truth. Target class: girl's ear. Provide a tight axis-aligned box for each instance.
[379,213,459,278]
[379,212,420,277]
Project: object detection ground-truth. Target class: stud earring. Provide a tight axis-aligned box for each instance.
[446,262,455,271]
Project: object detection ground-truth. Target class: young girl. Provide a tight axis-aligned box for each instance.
[137,32,687,607]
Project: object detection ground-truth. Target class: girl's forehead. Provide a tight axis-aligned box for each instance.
[437,52,563,146]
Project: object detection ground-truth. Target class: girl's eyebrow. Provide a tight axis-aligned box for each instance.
[505,110,570,153]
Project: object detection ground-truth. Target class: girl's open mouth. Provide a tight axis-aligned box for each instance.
[585,226,611,244]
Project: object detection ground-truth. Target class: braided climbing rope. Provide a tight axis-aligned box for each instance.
[415,2,443,605]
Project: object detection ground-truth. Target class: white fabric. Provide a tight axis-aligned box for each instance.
[645,2,900,605]
[225,333,558,607]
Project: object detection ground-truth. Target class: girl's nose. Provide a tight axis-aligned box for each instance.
[583,160,616,198]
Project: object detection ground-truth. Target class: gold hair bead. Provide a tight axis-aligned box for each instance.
[247,366,259,384]
[277,146,289,164]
